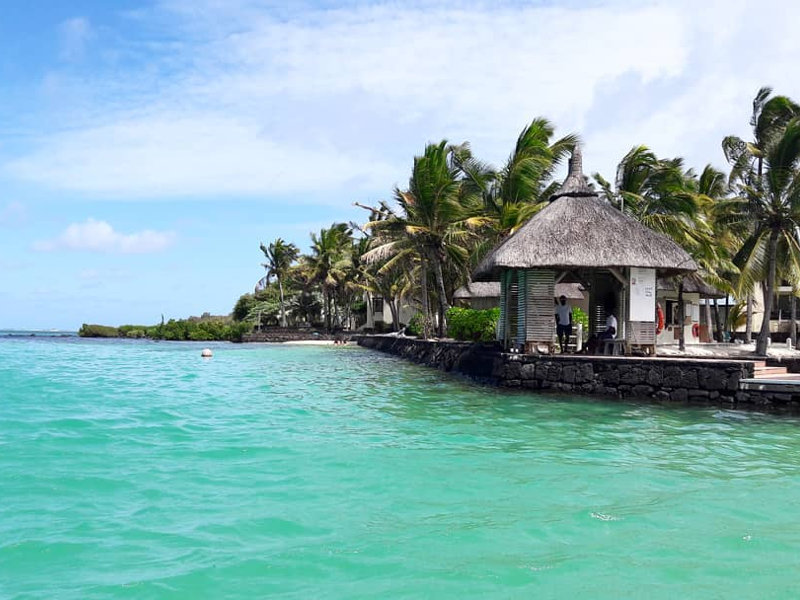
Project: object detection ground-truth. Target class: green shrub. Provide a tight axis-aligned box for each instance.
[446,307,499,342]
[78,324,119,338]
[406,313,424,337]
[572,307,590,338]
[118,325,148,338]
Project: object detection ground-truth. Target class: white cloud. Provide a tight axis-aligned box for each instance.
[4,0,800,198]
[58,17,92,62]
[34,219,175,254]
[7,115,400,198]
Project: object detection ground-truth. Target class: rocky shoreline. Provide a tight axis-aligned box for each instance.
[356,335,800,411]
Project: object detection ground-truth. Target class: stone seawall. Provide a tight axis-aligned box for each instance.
[243,329,344,343]
[354,335,798,410]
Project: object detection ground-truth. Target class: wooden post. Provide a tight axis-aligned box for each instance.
[497,271,507,346]
[517,269,527,352]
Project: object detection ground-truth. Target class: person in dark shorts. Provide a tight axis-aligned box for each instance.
[555,295,573,353]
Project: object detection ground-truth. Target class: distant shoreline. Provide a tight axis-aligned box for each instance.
[0,330,78,337]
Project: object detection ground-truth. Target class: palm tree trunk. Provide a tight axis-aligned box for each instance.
[389,299,399,332]
[704,300,713,343]
[756,230,780,355]
[791,294,797,349]
[725,294,731,341]
[745,293,753,343]
[324,289,332,332]
[432,256,449,338]
[420,258,431,339]
[713,299,723,343]
[678,279,686,352]
[278,277,287,328]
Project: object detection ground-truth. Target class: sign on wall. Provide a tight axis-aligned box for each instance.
[629,267,656,322]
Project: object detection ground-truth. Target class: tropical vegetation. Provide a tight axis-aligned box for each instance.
[231,86,800,356]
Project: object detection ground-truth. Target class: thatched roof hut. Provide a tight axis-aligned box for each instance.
[474,146,697,355]
[474,148,697,281]
[454,281,584,300]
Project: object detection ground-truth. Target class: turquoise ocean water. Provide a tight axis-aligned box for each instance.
[2,336,800,598]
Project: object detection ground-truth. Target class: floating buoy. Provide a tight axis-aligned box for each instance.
[201,348,213,358]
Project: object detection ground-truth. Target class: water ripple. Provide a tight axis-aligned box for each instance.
[3,338,800,598]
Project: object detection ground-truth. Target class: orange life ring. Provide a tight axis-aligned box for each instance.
[692,323,700,338]
[656,303,665,335]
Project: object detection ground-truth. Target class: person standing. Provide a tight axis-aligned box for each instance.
[555,295,573,353]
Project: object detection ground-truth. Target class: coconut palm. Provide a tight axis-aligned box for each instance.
[725,117,800,355]
[595,147,710,350]
[259,238,300,327]
[722,87,800,341]
[365,141,482,337]
[595,147,701,247]
[306,223,352,331]
[453,118,578,246]
[694,165,738,341]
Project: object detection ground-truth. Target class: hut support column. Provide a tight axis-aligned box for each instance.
[497,271,508,346]
[517,270,527,352]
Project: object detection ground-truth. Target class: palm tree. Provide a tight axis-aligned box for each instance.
[454,118,578,246]
[259,238,299,327]
[306,223,352,331]
[366,141,482,337]
[726,117,800,355]
[694,165,738,342]
[723,87,800,341]
[595,147,706,350]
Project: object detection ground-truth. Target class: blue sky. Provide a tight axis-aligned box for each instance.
[1,0,799,330]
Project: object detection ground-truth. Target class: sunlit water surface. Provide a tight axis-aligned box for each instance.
[2,337,800,598]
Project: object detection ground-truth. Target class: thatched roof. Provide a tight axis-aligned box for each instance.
[657,273,725,298]
[550,146,596,201]
[473,147,697,280]
[454,281,585,300]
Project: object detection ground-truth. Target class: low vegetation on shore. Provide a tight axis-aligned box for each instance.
[79,317,250,342]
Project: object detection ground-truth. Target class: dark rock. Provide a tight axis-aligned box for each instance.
[698,368,725,391]
[646,368,663,386]
[520,363,536,380]
[663,367,683,386]
[600,369,620,385]
[670,389,688,402]
[680,370,699,389]
[726,371,742,391]
[620,367,646,385]
[579,363,594,383]
[545,363,563,382]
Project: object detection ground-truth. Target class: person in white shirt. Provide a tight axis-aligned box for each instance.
[601,312,617,340]
[555,295,573,353]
